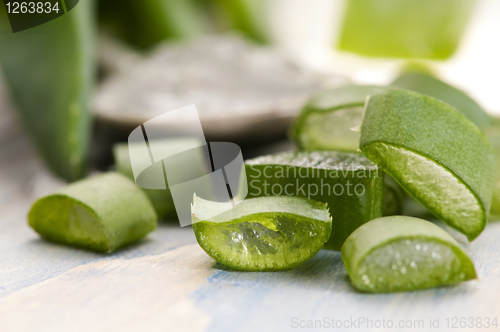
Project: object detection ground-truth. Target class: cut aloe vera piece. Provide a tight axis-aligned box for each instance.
[244,151,384,251]
[338,0,474,59]
[0,1,94,181]
[113,138,205,221]
[289,85,402,216]
[114,143,174,221]
[392,71,492,129]
[290,85,386,151]
[342,216,477,293]
[192,196,331,271]
[29,173,157,253]
[360,90,496,240]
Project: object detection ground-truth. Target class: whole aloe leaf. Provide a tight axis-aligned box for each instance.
[0,1,94,181]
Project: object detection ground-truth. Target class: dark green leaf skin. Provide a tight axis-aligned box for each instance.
[360,90,496,240]
[244,151,384,251]
[392,72,492,130]
[0,1,95,181]
[28,173,157,253]
[342,216,477,293]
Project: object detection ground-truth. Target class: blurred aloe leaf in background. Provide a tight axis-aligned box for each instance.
[208,0,269,44]
[338,0,475,59]
[98,0,206,49]
[0,0,95,181]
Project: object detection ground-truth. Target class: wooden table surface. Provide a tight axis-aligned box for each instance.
[1,84,500,332]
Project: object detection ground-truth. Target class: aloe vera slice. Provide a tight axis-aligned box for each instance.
[244,151,384,251]
[289,85,403,217]
[342,216,477,293]
[0,1,94,181]
[289,85,386,152]
[360,90,496,240]
[113,138,206,221]
[113,143,174,221]
[392,71,492,129]
[192,195,331,271]
[28,173,157,253]
[337,0,475,59]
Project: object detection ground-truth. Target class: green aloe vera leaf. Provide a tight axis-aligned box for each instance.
[192,195,332,271]
[99,0,204,49]
[113,138,206,221]
[360,90,496,240]
[392,71,492,129]
[0,1,94,181]
[244,151,384,251]
[289,85,386,152]
[337,0,475,59]
[28,172,157,253]
[341,216,477,293]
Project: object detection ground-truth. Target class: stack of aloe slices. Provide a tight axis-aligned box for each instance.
[288,85,405,218]
[243,151,384,251]
[192,71,496,293]
[360,89,495,241]
[27,69,497,293]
